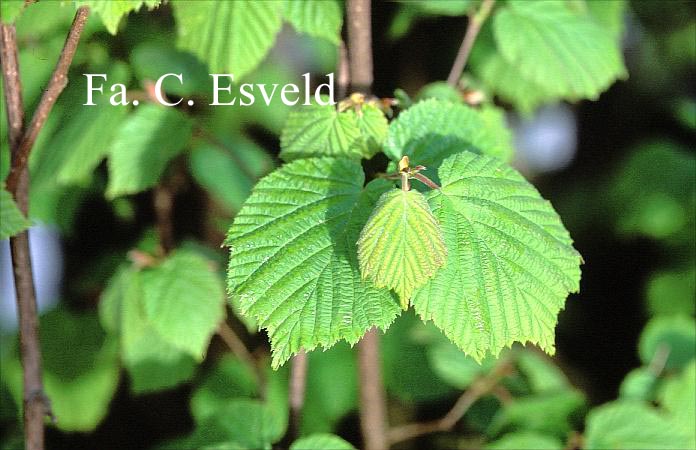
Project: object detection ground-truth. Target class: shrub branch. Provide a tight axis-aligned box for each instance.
[446,0,496,87]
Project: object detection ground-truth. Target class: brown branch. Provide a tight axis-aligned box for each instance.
[446,0,496,87]
[5,6,90,194]
[337,40,350,100]
[1,23,43,450]
[346,0,373,93]
[345,1,388,449]
[388,358,513,446]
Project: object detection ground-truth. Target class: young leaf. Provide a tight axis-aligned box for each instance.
[0,186,30,239]
[141,250,226,361]
[106,104,193,198]
[225,158,400,368]
[384,99,513,181]
[280,102,388,162]
[485,431,563,450]
[173,0,283,80]
[493,0,626,101]
[283,0,342,45]
[291,434,355,450]
[638,315,695,370]
[357,189,447,309]
[659,361,696,434]
[75,0,161,34]
[584,401,694,449]
[100,266,197,393]
[413,152,582,361]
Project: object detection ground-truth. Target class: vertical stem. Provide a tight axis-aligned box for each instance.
[401,172,410,192]
[346,0,373,93]
[1,9,90,450]
[446,0,496,87]
[288,350,308,439]
[1,23,45,450]
[346,3,388,447]
[358,328,388,450]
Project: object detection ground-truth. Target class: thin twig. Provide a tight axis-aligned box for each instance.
[388,358,513,446]
[446,0,496,87]
[5,6,90,194]
[153,184,175,255]
[217,321,256,369]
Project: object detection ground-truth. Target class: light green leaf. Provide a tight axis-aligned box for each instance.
[100,266,197,393]
[516,350,570,394]
[428,340,494,389]
[493,0,626,101]
[486,431,563,450]
[585,0,627,40]
[659,360,696,436]
[357,189,447,308]
[1,0,25,24]
[142,250,226,360]
[106,104,193,198]
[2,310,119,432]
[225,158,400,367]
[189,138,273,212]
[618,367,657,401]
[75,0,161,34]
[284,0,342,44]
[173,0,283,80]
[646,266,696,316]
[190,355,258,423]
[638,315,696,371]
[303,343,357,434]
[413,152,582,361]
[280,102,388,162]
[585,401,694,449]
[384,99,514,183]
[0,186,30,240]
[489,390,585,438]
[202,399,286,449]
[291,434,355,450]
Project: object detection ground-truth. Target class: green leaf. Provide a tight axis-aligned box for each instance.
[291,434,355,450]
[413,152,582,361]
[489,390,585,438]
[493,0,626,101]
[189,138,273,212]
[619,367,657,401]
[100,266,197,393]
[638,315,696,371]
[515,350,570,394]
[280,102,388,162]
[303,343,357,434]
[225,158,400,367]
[283,0,342,45]
[384,99,514,183]
[197,399,286,449]
[646,266,696,316]
[173,0,283,80]
[1,0,25,23]
[131,42,211,96]
[0,186,30,239]
[486,431,563,450]
[106,104,193,198]
[585,0,627,40]
[659,360,696,435]
[190,355,259,423]
[142,250,226,360]
[427,340,494,390]
[75,0,161,34]
[358,189,447,308]
[585,401,694,449]
[382,313,454,402]
[2,309,119,432]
